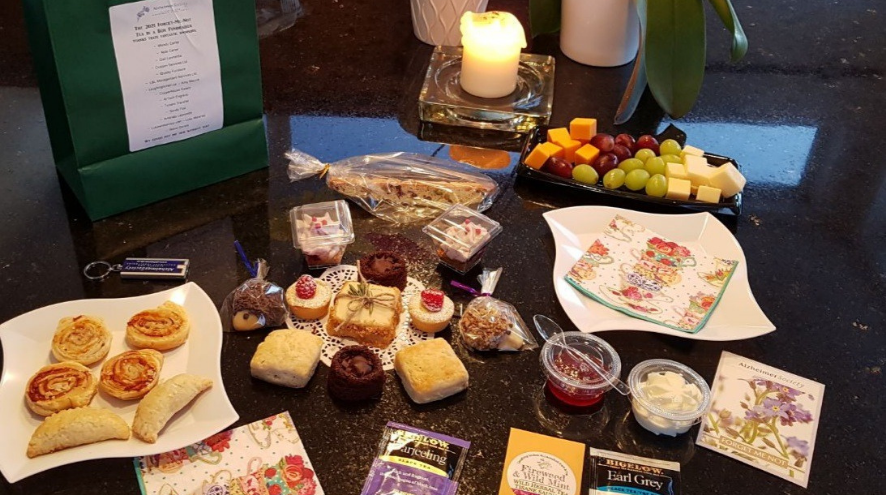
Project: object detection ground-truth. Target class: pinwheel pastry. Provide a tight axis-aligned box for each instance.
[132,374,212,443]
[126,301,191,351]
[51,315,112,366]
[27,407,130,458]
[99,349,164,400]
[25,362,98,417]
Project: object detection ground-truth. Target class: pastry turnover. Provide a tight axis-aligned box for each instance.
[100,349,164,400]
[132,374,212,443]
[126,301,190,351]
[51,315,112,366]
[25,362,98,417]
[27,407,130,458]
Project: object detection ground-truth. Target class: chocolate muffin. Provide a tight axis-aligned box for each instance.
[358,251,407,290]
[327,345,385,401]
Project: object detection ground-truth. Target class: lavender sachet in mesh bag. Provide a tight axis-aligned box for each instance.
[360,422,470,495]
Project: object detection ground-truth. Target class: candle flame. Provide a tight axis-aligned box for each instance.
[460,11,527,53]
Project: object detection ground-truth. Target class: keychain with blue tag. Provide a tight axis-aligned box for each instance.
[83,258,190,281]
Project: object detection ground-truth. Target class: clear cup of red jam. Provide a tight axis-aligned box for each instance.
[540,332,621,411]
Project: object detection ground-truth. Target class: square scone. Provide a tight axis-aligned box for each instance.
[394,338,469,404]
[250,329,323,388]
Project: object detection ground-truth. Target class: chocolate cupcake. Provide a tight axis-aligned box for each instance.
[327,345,385,401]
[359,251,407,290]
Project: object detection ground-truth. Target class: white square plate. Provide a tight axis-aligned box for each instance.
[0,282,238,483]
[544,206,775,341]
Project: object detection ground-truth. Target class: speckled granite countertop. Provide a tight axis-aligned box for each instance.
[0,0,884,493]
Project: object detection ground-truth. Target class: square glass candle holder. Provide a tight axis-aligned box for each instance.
[418,46,555,133]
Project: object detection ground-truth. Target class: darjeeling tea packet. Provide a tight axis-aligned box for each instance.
[360,422,470,495]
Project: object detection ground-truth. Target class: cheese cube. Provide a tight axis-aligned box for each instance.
[684,155,716,187]
[708,163,746,198]
[547,127,571,146]
[666,178,692,201]
[696,185,722,203]
[574,144,601,165]
[665,162,689,180]
[569,118,597,142]
[524,142,563,170]
[560,139,582,163]
[681,145,704,158]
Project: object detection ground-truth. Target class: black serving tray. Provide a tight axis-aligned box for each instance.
[517,125,742,216]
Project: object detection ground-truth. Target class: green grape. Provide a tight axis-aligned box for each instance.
[645,174,668,197]
[645,157,666,176]
[572,164,599,185]
[618,158,645,173]
[660,139,682,156]
[634,148,656,163]
[625,169,651,191]
[660,154,682,164]
[603,168,626,189]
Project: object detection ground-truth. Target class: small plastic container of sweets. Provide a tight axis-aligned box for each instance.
[422,204,502,274]
[540,331,622,409]
[627,359,712,436]
[290,200,355,269]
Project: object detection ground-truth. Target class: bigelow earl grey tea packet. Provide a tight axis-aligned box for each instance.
[589,447,681,495]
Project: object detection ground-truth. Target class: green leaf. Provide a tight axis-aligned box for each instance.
[707,0,748,61]
[529,0,561,37]
[615,0,647,124]
[645,0,706,118]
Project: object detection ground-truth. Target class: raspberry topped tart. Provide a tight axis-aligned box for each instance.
[286,275,332,320]
[408,289,455,333]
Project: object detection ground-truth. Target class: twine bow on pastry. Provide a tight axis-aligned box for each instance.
[331,261,398,334]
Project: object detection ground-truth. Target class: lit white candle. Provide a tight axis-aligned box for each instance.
[459,11,527,99]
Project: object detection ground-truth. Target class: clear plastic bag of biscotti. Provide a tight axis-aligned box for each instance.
[285,149,499,224]
[221,259,289,332]
[453,268,538,352]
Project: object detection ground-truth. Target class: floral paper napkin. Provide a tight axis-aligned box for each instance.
[697,352,824,487]
[134,412,323,495]
[564,215,738,333]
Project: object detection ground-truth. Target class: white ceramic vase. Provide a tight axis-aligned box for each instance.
[410,0,489,46]
[560,0,640,67]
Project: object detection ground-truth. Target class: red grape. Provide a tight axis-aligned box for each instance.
[612,144,632,162]
[592,153,619,176]
[636,135,660,155]
[615,133,636,153]
[544,156,574,179]
[589,133,615,153]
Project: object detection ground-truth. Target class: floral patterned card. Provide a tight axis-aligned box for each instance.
[697,352,825,488]
[564,215,738,333]
[134,412,323,495]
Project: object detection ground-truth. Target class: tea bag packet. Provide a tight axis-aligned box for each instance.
[361,422,470,495]
[222,259,288,331]
[285,148,499,223]
[454,268,538,352]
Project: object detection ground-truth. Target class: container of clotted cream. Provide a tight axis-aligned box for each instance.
[627,359,711,437]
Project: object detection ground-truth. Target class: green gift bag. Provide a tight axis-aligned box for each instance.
[22,0,268,220]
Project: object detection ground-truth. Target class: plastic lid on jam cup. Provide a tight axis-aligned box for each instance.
[422,204,503,261]
[289,200,355,251]
[540,331,622,396]
[627,359,712,424]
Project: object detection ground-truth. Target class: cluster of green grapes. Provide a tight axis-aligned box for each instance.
[571,136,684,198]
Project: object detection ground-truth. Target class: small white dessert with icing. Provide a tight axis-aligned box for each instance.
[440,219,490,263]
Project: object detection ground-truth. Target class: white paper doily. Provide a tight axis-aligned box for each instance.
[286,265,432,370]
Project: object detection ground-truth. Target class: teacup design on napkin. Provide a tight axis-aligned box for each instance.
[565,215,738,333]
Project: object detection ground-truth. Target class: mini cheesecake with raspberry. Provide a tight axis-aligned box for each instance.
[407,289,455,333]
[286,275,332,320]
